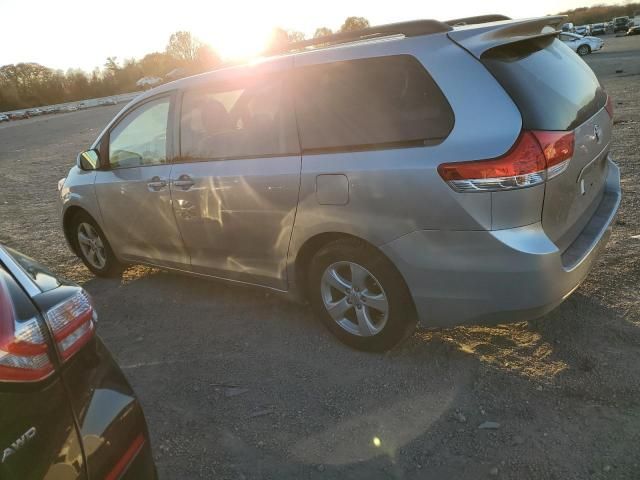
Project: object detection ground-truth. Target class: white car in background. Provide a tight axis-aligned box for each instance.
[0,113,9,122]
[559,32,604,56]
[575,25,591,35]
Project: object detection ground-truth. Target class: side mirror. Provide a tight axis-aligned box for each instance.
[77,149,100,171]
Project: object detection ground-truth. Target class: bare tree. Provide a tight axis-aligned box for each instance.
[288,30,306,42]
[166,31,201,62]
[104,57,119,73]
[314,27,333,38]
[339,16,370,32]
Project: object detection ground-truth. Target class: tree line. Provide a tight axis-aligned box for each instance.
[0,16,370,112]
[557,2,640,25]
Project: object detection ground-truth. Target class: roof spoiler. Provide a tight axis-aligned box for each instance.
[445,14,511,27]
[273,20,452,54]
[447,16,567,59]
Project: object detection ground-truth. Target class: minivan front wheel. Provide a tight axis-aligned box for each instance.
[308,239,416,351]
[72,213,122,277]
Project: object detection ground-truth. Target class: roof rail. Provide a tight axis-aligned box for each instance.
[275,19,452,54]
[445,14,511,27]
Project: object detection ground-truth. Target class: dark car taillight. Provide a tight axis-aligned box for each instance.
[0,275,54,382]
[45,290,95,361]
[438,130,575,192]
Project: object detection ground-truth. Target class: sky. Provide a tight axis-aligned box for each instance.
[1,0,620,72]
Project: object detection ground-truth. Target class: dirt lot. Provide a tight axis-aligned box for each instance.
[1,34,639,479]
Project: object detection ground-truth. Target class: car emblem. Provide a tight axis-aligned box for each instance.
[1,427,37,464]
[593,124,602,144]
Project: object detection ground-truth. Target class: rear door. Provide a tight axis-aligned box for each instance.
[94,94,189,268]
[170,61,301,289]
[480,35,610,250]
[0,263,87,480]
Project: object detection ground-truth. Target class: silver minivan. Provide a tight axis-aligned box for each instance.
[59,16,621,351]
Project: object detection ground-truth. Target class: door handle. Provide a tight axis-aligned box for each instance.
[147,176,167,191]
[172,175,194,191]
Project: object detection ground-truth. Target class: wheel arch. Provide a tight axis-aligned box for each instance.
[292,232,416,316]
[62,206,107,256]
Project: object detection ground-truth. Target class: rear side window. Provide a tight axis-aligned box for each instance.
[294,55,454,152]
[180,74,299,160]
[482,36,607,131]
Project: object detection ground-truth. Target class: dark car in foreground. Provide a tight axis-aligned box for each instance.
[0,245,156,479]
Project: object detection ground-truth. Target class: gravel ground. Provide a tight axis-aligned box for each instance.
[1,34,639,480]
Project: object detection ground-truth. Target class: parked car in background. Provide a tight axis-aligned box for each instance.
[64,105,78,112]
[99,98,118,106]
[561,22,575,32]
[613,16,630,32]
[628,25,640,35]
[0,113,9,122]
[58,16,621,352]
[590,23,606,35]
[26,108,43,116]
[8,112,29,120]
[560,32,604,55]
[0,244,157,479]
[575,25,591,36]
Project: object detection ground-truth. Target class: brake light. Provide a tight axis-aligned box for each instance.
[45,290,95,361]
[531,131,574,180]
[605,95,614,119]
[438,130,575,192]
[0,277,54,382]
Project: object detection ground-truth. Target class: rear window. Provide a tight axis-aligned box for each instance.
[294,55,454,152]
[482,36,607,131]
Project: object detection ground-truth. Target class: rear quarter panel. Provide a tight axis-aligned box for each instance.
[288,34,522,282]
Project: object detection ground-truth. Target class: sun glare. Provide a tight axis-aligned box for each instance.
[200,21,274,61]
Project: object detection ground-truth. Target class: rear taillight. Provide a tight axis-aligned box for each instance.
[605,95,614,119]
[438,130,575,192]
[531,131,574,180]
[0,276,54,382]
[45,290,95,361]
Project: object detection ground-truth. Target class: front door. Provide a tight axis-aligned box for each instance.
[94,95,188,268]
[170,67,301,289]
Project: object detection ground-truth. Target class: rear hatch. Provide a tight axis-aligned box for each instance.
[449,19,611,249]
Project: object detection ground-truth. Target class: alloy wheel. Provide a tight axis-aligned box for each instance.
[320,261,389,337]
[77,222,107,270]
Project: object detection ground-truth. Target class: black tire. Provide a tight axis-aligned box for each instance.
[577,44,591,56]
[70,211,123,277]
[308,238,417,352]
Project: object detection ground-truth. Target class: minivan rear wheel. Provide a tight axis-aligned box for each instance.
[308,239,416,352]
[72,212,123,277]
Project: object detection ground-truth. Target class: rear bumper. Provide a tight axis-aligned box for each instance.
[381,160,621,327]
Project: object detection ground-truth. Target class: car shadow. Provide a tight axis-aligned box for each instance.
[77,266,640,479]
